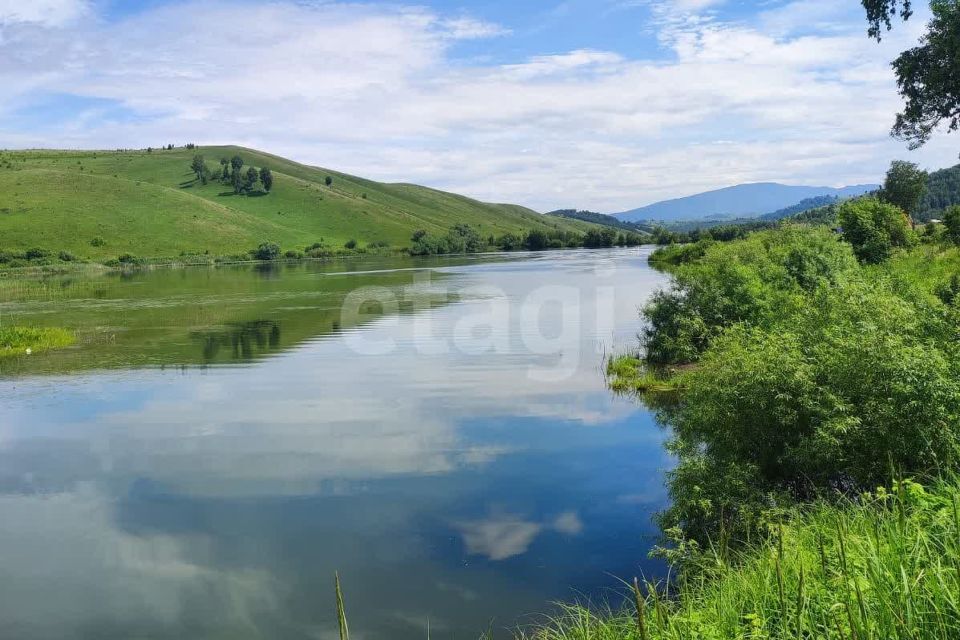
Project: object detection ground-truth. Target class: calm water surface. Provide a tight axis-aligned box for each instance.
[0,248,671,639]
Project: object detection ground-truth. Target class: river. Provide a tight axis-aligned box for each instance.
[0,248,671,639]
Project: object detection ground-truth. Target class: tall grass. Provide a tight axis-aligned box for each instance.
[0,326,74,358]
[511,477,960,640]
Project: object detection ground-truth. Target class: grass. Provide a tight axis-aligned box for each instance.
[0,146,598,264]
[509,476,960,640]
[606,355,685,395]
[0,326,74,358]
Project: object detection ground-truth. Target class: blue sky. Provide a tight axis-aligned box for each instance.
[0,0,956,211]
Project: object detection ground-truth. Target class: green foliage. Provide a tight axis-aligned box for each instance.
[643,226,857,365]
[890,0,960,147]
[944,204,960,243]
[863,0,914,41]
[918,163,960,220]
[838,197,912,263]
[344,239,358,250]
[24,247,50,260]
[583,227,618,248]
[648,240,714,268]
[0,146,597,265]
[244,166,259,192]
[0,326,74,359]
[252,242,281,261]
[524,229,549,251]
[325,175,333,186]
[513,476,960,640]
[231,168,243,194]
[409,224,485,255]
[636,223,960,545]
[881,160,928,216]
[495,233,523,251]
[190,154,205,180]
[259,167,273,192]
[547,209,651,234]
[660,281,960,541]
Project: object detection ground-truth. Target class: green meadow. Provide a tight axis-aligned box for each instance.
[0,146,595,263]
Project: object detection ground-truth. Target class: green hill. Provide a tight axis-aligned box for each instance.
[0,146,594,262]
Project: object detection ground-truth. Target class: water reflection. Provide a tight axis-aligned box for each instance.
[0,249,672,639]
[194,320,282,362]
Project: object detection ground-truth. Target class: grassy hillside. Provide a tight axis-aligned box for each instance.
[0,146,593,262]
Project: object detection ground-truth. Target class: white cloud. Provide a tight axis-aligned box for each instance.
[0,0,954,212]
[438,16,510,40]
[0,0,88,27]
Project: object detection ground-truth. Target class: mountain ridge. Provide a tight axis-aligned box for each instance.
[614,182,879,222]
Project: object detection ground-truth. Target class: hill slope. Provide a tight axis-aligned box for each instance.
[0,146,593,261]
[615,182,877,222]
[918,163,960,222]
[546,209,652,233]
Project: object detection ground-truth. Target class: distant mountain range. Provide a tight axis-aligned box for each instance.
[546,209,652,233]
[614,182,879,222]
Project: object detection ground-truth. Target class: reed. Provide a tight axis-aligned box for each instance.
[508,476,960,640]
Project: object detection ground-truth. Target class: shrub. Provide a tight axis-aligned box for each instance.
[58,251,77,262]
[252,242,281,261]
[24,248,50,260]
[284,250,304,259]
[117,253,146,266]
[944,205,960,244]
[838,197,912,263]
[524,229,549,251]
[90,236,106,247]
[344,239,358,250]
[661,279,960,543]
[643,226,857,365]
[495,233,523,251]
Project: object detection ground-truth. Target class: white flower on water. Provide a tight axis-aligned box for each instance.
[25,348,31,355]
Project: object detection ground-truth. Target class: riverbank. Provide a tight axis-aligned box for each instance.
[508,475,960,640]
[516,206,960,639]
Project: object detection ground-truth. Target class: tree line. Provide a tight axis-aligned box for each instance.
[407,224,647,256]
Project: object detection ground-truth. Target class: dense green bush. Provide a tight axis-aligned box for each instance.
[661,280,960,542]
[636,223,960,545]
[944,205,960,244]
[643,226,856,365]
[252,242,281,261]
[838,197,913,263]
[24,247,50,260]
